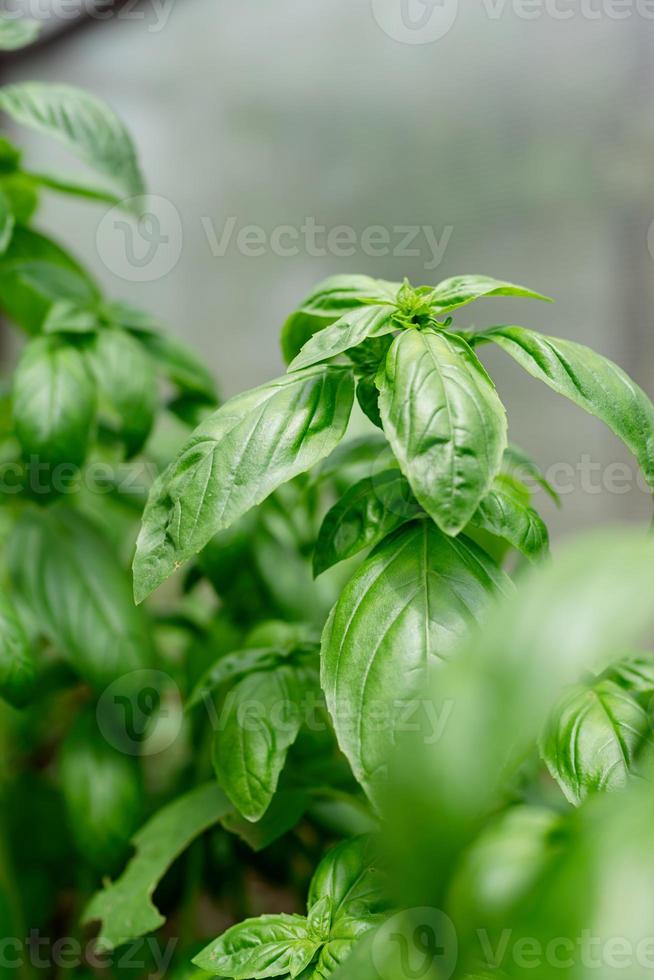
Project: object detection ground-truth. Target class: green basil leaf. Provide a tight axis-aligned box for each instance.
[220,788,309,852]
[378,329,507,536]
[0,226,99,334]
[355,375,383,429]
[213,665,309,821]
[0,172,38,223]
[8,507,153,691]
[133,364,354,603]
[193,913,317,979]
[474,325,654,493]
[541,678,654,805]
[449,806,561,928]
[42,299,100,335]
[0,135,21,171]
[502,442,560,507]
[308,836,386,925]
[12,335,96,468]
[322,520,511,801]
[187,647,290,710]
[0,188,14,255]
[428,275,552,315]
[310,433,391,485]
[603,655,654,703]
[89,327,157,456]
[0,15,39,50]
[0,83,145,200]
[26,171,124,207]
[313,469,421,576]
[281,276,400,365]
[468,474,549,562]
[0,590,35,708]
[107,302,218,401]
[288,306,396,373]
[59,707,142,872]
[84,783,232,951]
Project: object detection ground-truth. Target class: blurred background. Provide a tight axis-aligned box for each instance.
[2,0,654,536]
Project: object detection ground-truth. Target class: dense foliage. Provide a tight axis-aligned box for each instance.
[3,18,654,980]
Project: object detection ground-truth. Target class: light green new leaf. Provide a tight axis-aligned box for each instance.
[474,326,654,493]
[89,327,158,456]
[0,83,145,200]
[42,300,100,335]
[541,678,654,805]
[0,590,35,708]
[194,914,318,979]
[378,329,507,536]
[0,15,39,50]
[8,507,153,690]
[133,364,354,603]
[213,664,313,821]
[428,274,552,315]
[0,226,99,334]
[468,474,549,562]
[26,170,125,207]
[288,305,396,372]
[604,654,654,701]
[281,275,400,365]
[60,707,142,872]
[12,335,96,468]
[321,520,511,802]
[84,783,232,951]
[0,188,14,255]
[313,469,421,576]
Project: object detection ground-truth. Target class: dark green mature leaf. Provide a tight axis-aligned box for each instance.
[133,364,354,603]
[0,226,99,333]
[0,83,145,200]
[59,707,142,872]
[12,335,96,468]
[322,520,511,802]
[468,474,549,562]
[84,783,231,951]
[213,663,318,822]
[474,326,654,492]
[194,914,318,979]
[107,302,218,401]
[0,15,39,50]
[220,789,309,852]
[281,276,400,365]
[89,327,158,456]
[0,188,14,255]
[8,508,153,690]
[541,678,654,805]
[0,590,35,708]
[378,329,507,536]
[313,469,421,576]
[356,375,383,429]
[289,306,396,372]
[428,275,552,315]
